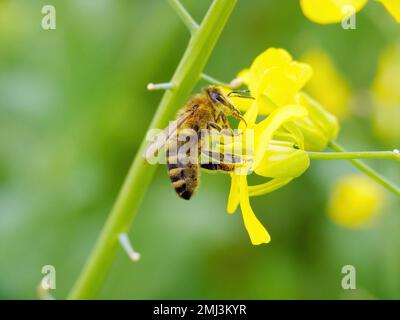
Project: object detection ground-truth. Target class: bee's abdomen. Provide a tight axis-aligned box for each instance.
[166,127,200,200]
[167,162,198,200]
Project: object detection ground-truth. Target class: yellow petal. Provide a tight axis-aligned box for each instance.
[236,68,251,87]
[241,101,259,129]
[256,61,313,107]
[249,48,293,92]
[283,122,305,150]
[239,176,271,245]
[248,177,293,197]
[256,93,279,115]
[300,0,368,24]
[227,173,240,214]
[295,92,340,151]
[292,117,332,151]
[253,105,308,169]
[377,0,400,22]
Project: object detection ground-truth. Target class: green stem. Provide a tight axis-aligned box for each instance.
[168,0,199,34]
[68,0,237,300]
[308,150,400,161]
[328,141,400,197]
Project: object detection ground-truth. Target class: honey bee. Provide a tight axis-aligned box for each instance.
[146,86,246,200]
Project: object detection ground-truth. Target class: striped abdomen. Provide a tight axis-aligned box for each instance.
[166,131,199,200]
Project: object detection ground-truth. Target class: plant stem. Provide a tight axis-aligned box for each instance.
[308,151,400,161]
[68,0,237,300]
[328,141,400,197]
[168,0,199,34]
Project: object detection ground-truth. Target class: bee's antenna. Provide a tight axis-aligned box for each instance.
[228,90,255,100]
[228,89,251,94]
[228,94,255,100]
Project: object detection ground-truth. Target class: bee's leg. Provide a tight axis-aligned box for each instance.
[207,122,222,132]
[207,121,238,137]
[214,112,242,136]
[200,163,234,172]
[215,111,226,125]
[201,150,243,165]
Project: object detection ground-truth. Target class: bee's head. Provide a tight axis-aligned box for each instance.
[205,86,247,126]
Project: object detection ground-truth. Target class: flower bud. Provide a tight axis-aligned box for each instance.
[294,92,339,151]
[254,141,310,178]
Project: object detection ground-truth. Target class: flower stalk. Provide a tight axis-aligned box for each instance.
[169,0,199,34]
[329,141,400,197]
[68,0,237,299]
[307,150,400,161]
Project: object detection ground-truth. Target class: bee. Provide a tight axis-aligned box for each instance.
[145,86,246,200]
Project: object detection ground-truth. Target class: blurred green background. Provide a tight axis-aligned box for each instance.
[0,0,399,299]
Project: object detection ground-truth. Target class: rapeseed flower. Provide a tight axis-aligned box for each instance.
[225,48,340,245]
[233,48,339,152]
[300,0,400,24]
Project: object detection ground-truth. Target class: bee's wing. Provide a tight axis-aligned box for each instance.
[144,111,192,159]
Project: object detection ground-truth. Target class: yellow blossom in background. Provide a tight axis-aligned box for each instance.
[0,2,32,44]
[328,174,384,228]
[377,0,400,22]
[300,0,400,24]
[300,0,367,24]
[302,49,351,120]
[371,45,400,145]
[372,45,400,103]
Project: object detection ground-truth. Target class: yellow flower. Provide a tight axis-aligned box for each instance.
[371,45,400,145]
[377,0,400,22]
[234,48,339,151]
[302,49,351,120]
[300,0,367,24]
[225,47,343,245]
[327,174,384,228]
[237,48,312,114]
[300,0,400,24]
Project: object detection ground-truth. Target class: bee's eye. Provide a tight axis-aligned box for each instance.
[210,92,226,104]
